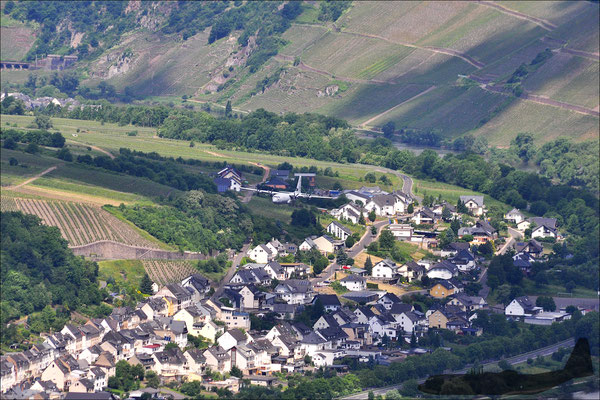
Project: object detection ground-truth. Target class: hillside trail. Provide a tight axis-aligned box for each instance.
[67,139,115,159]
[274,54,389,84]
[360,85,437,127]
[480,85,600,117]
[478,1,557,31]
[339,29,485,69]
[243,162,270,203]
[6,165,60,190]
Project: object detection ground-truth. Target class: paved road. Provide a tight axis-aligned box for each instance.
[340,338,576,399]
[374,168,420,202]
[211,243,250,300]
[313,220,389,283]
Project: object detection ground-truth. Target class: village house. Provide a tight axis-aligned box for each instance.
[203,346,232,373]
[427,260,459,280]
[153,284,194,314]
[459,195,485,216]
[274,280,314,304]
[326,221,352,241]
[218,329,251,351]
[504,208,525,224]
[447,293,487,312]
[312,294,341,313]
[389,224,414,240]
[330,203,368,224]
[339,275,367,291]
[429,280,463,298]
[505,296,542,318]
[372,259,399,279]
[247,245,276,264]
[449,249,476,272]
[514,239,544,259]
[411,207,437,225]
[397,261,425,282]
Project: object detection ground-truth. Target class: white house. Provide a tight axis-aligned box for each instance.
[504,208,525,224]
[459,195,485,216]
[389,224,413,240]
[330,203,367,224]
[427,260,458,280]
[339,275,367,291]
[532,224,557,239]
[364,193,409,216]
[217,329,251,351]
[247,245,275,264]
[372,259,398,279]
[326,221,352,241]
[396,312,421,334]
[505,296,541,318]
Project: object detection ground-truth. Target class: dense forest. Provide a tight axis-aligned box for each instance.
[0,212,102,325]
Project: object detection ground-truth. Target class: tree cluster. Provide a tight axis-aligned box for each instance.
[1,212,102,325]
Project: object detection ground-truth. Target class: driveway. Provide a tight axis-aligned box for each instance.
[211,242,250,300]
[314,219,389,282]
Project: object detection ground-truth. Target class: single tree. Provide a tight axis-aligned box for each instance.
[364,256,373,275]
[34,115,53,130]
[382,121,396,138]
[225,100,232,117]
[358,213,366,225]
[230,366,243,378]
[407,203,414,214]
[379,229,395,249]
[345,235,356,248]
[140,273,154,295]
[368,210,377,223]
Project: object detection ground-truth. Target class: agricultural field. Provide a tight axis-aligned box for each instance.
[0,15,36,61]
[8,197,162,248]
[0,115,402,181]
[412,178,509,211]
[142,260,200,286]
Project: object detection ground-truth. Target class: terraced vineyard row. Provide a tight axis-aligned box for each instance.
[142,260,198,286]
[0,197,18,212]
[12,198,157,247]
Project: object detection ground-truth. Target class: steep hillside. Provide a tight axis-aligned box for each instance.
[2,1,598,145]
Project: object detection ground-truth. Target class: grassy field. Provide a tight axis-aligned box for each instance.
[0,115,411,182]
[413,178,509,211]
[98,259,147,288]
[1,147,173,205]
[245,196,294,223]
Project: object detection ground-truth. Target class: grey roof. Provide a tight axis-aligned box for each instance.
[370,194,399,208]
[328,220,352,234]
[430,260,458,275]
[447,242,470,251]
[317,326,348,341]
[460,195,484,207]
[356,306,376,320]
[301,331,327,345]
[313,294,341,307]
[530,217,557,229]
[226,329,247,342]
[379,293,401,304]
[341,274,366,283]
[390,303,413,315]
[165,283,193,299]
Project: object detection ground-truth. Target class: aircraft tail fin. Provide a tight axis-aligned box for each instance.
[563,338,594,377]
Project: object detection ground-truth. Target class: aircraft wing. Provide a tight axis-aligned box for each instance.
[296,193,339,200]
[240,187,275,195]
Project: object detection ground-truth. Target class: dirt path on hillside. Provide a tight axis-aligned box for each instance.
[67,140,115,159]
[559,47,600,61]
[340,30,485,69]
[478,1,557,31]
[204,150,225,158]
[242,162,270,203]
[10,186,124,206]
[6,166,59,190]
[477,84,600,117]
[275,54,389,84]
[360,85,437,127]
